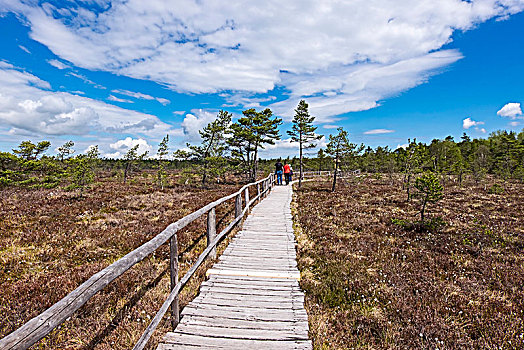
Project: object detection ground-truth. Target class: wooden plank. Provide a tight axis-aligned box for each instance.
[222,251,297,259]
[195,291,304,304]
[207,274,301,284]
[173,323,309,340]
[218,256,297,264]
[206,268,301,280]
[181,305,309,322]
[200,282,301,293]
[192,296,304,309]
[179,315,309,332]
[212,265,297,273]
[232,237,296,244]
[198,286,304,297]
[161,333,312,350]
[214,262,297,270]
[227,242,296,249]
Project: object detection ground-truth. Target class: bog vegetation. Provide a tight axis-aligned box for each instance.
[1,100,523,348]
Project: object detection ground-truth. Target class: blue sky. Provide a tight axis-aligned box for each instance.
[0,0,523,158]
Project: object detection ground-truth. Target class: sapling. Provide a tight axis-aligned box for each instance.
[156,135,169,190]
[413,172,443,222]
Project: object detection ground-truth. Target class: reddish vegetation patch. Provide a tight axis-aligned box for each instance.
[0,171,240,349]
[294,175,524,349]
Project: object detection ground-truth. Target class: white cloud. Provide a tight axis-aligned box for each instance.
[0,62,176,151]
[509,121,520,127]
[108,94,133,103]
[66,71,105,89]
[221,93,277,109]
[364,129,395,135]
[462,117,484,129]
[109,137,153,158]
[497,102,522,119]
[18,45,31,54]
[5,0,523,119]
[47,59,70,69]
[181,109,218,141]
[112,89,170,105]
[260,136,327,158]
[269,50,463,121]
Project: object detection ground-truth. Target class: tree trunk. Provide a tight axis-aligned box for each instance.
[420,195,427,222]
[124,162,131,183]
[331,156,338,192]
[253,145,259,182]
[299,139,303,187]
[406,173,411,202]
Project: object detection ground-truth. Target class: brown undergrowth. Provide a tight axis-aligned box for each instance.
[0,170,243,349]
[294,175,524,349]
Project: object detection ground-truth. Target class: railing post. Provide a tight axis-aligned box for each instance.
[235,193,242,218]
[206,208,216,260]
[169,234,179,329]
[244,187,249,208]
[256,183,260,201]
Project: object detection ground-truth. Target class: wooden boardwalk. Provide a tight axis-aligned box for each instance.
[157,184,312,349]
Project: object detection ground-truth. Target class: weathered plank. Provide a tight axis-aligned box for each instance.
[173,323,309,340]
[205,268,301,279]
[179,315,308,332]
[160,333,311,349]
[181,305,309,322]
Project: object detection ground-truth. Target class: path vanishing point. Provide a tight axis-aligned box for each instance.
[157,184,312,349]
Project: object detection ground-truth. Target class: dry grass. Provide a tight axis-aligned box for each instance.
[293,175,524,349]
[0,170,242,349]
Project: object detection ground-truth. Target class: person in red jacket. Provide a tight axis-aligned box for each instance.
[283,163,293,185]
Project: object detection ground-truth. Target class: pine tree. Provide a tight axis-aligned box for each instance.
[413,172,443,222]
[287,100,322,186]
[187,110,231,186]
[325,127,361,192]
[156,135,169,190]
[13,140,51,160]
[229,108,281,181]
[57,141,75,162]
[123,145,148,183]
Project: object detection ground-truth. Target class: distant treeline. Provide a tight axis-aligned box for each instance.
[306,130,524,184]
[1,129,523,190]
[1,100,523,190]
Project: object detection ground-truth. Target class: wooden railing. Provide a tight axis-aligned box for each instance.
[301,170,361,178]
[0,174,276,350]
[301,170,333,177]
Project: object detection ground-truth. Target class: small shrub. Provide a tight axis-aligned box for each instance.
[488,183,504,194]
[413,172,443,222]
[391,216,446,233]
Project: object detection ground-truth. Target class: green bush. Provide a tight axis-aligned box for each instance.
[488,183,504,194]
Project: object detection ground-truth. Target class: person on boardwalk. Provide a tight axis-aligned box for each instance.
[284,163,293,185]
[275,159,283,185]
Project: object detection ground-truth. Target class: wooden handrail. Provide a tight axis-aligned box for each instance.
[133,193,262,350]
[0,173,275,350]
